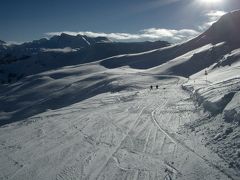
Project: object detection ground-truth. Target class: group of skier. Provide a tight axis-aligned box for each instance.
[150,85,158,90]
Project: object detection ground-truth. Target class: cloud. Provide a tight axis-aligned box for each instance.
[198,10,227,30]
[45,28,200,44]
[46,31,141,40]
[207,10,226,17]
[5,41,24,45]
[141,28,199,42]
[41,47,77,53]
[45,10,228,44]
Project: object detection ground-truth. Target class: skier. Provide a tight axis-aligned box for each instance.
[150,85,153,90]
[156,85,158,89]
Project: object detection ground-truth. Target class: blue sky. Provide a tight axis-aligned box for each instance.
[1,0,240,43]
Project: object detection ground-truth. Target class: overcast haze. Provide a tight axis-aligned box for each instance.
[1,0,240,43]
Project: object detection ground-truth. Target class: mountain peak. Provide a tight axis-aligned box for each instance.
[60,33,72,37]
[19,33,111,49]
[0,40,6,45]
[202,9,240,44]
[50,33,76,41]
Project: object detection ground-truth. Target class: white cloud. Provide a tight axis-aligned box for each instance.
[5,41,24,45]
[45,10,228,44]
[198,10,227,30]
[207,10,226,17]
[41,47,77,53]
[45,28,200,44]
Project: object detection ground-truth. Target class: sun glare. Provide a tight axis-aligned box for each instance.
[200,0,222,4]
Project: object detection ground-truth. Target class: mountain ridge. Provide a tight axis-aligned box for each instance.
[0,40,6,45]
[100,10,240,75]
[20,33,111,49]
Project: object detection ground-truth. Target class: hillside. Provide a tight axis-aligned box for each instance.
[0,9,240,180]
[100,10,240,75]
[0,36,169,84]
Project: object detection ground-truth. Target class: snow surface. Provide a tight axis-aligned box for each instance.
[224,91,240,124]
[0,74,235,180]
[181,48,240,177]
[183,48,240,115]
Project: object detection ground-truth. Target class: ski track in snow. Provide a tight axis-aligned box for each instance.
[0,76,235,180]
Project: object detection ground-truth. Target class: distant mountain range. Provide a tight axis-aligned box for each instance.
[0,34,170,83]
[20,33,111,49]
[0,10,240,84]
[0,33,169,58]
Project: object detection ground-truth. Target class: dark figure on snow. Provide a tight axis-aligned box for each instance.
[156,85,158,89]
[150,85,153,90]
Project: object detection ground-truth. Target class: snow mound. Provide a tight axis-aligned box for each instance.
[193,78,239,115]
[224,91,240,124]
[182,47,240,116]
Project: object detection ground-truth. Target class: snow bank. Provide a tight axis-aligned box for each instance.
[224,92,240,124]
[183,77,239,116]
[182,48,240,116]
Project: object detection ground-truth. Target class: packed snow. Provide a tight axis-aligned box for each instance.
[0,73,236,179]
[182,48,240,176]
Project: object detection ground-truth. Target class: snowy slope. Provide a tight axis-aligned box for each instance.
[0,38,169,83]
[1,75,238,180]
[100,10,240,74]
[198,10,240,45]
[0,9,240,180]
[183,48,240,115]
[181,48,240,174]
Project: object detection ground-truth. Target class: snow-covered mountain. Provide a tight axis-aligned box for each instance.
[0,10,240,180]
[0,33,111,59]
[21,33,111,49]
[0,38,169,83]
[0,40,6,45]
[0,40,7,59]
[200,10,240,45]
[100,10,240,75]
[0,33,169,59]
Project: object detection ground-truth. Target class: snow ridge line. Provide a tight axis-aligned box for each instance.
[82,36,91,46]
[151,103,235,180]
